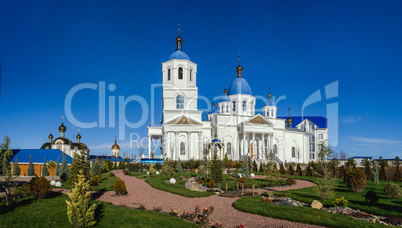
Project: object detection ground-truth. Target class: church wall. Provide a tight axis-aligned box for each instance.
[16,164,57,176]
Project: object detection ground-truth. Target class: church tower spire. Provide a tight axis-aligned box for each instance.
[236,53,243,78]
[175,24,183,50]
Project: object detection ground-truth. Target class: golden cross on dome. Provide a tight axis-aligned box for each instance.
[61,115,64,122]
[78,128,80,133]
[50,129,52,133]
[238,53,241,65]
[288,106,291,116]
[178,24,180,36]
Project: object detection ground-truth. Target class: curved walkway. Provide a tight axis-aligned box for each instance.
[94,171,319,228]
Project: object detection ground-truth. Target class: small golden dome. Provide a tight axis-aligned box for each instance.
[48,131,53,142]
[175,24,183,50]
[224,85,227,95]
[236,54,243,78]
[112,137,120,150]
[59,122,66,133]
[212,102,215,108]
[76,133,81,140]
[268,88,271,99]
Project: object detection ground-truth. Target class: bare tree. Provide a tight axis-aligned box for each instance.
[295,146,303,163]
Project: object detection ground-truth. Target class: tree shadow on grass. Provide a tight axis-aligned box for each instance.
[92,191,107,200]
[348,199,402,214]
[94,204,105,224]
[0,191,62,215]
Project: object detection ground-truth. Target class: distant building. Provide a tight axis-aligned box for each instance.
[10,149,73,176]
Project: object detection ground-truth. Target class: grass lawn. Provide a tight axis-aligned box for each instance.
[56,171,119,191]
[281,175,402,218]
[233,196,386,228]
[0,192,195,228]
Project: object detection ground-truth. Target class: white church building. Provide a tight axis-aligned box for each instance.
[148,29,328,164]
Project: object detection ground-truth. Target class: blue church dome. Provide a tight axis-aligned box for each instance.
[228,78,252,95]
[168,50,191,61]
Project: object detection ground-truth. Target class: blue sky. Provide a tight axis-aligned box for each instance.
[0,0,401,158]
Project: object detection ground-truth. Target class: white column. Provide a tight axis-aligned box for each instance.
[262,134,265,160]
[186,132,190,161]
[252,133,256,159]
[148,135,152,158]
[175,132,179,160]
[198,132,202,160]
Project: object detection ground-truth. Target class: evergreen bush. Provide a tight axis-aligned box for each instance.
[345,168,367,192]
[384,183,401,198]
[13,157,21,176]
[56,157,60,176]
[378,157,388,181]
[279,163,285,174]
[394,156,400,182]
[296,164,302,176]
[240,159,250,178]
[41,158,49,176]
[28,176,52,199]
[27,155,35,176]
[60,153,70,182]
[113,179,127,195]
[340,165,346,180]
[176,159,182,173]
[66,172,97,227]
[372,161,379,185]
[209,153,223,183]
[288,164,294,175]
[93,175,101,183]
[149,164,155,175]
[258,163,264,172]
[208,179,216,188]
[253,160,258,172]
[306,163,312,176]
[365,190,379,204]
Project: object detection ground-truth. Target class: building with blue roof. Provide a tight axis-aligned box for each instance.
[148,26,328,163]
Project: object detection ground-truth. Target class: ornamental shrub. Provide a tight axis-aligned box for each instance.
[262,198,273,203]
[27,155,35,176]
[345,168,367,192]
[279,163,285,174]
[365,190,379,204]
[240,159,250,178]
[288,164,294,175]
[333,197,348,207]
[238,177,246,183]
[113,179,127,195]
[227,176,236,181]
[176,159,182,173]
[372,161,380,185]
[305,163,312,176]
[253,160,258,172]
[259,163,264,172]
[41,158,49,176]
[340,165,346,180]
[384,183,402,198]
[13,157,21,176]
[296,164,302,176]
[122,169,129,175]
[110,172,115,177]
[208,179,216,188]
[149,164,155,175]
[93,175,101,183]
[286,177,296,185]
[28,176,52,199]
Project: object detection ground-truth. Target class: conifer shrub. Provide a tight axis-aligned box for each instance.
[384,183,402,198]
[394,156,400,182]
[27,155,35,176]
[122,169,129,175]
[262,198,273,204]
[41,158,49,176]
[340,165,346,179]
[288,164,294,175]
[93,175,101,183]
[28,176,52,199]
[296,164,302,176]
[333,197,348,208]
[13,157,21,176]
[306,163,312,176]
[345,168,367,192]
[149,164,155,175]
[208,179,216,188]
[110,172,115,177]
[210,153,223,183]
[176,159,182,173]
[240,159,250,178]
[238,177,246,183]
[279,163,285,174]
[113,179,127,195]
[258,163,264,172]
[253,160,258,172]
[66,172,97,227]
[365,190,379,204]
[286,177,296,185]
[227,176,236,181]
[372,161,380,185]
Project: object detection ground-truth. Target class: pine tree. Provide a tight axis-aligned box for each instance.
[176,159,182,173]
[41,157,49,176]
[13,157,20,176]
[94,160,102,177]
[306,163,312,176]
[378,157,388,181]
[209,152,223,183]
[314,145,337,201]
[296,164,302,176]
[60,153,70,182]
[56,157,60,176]
[279,163,285,174]
[288,164,294,175]
[240,158,250,178]
[100,159,105,173]
[361,158,372,180]
[66,171,97,227]
[393,156,400,182]
[340,165,346,179]
[259,162,264,173]
[91,160,95,176]
[372,161,379,185]
[253,160,258,172]
[28,155,35,176]
[346,157,356,170]
[68,147,91,185]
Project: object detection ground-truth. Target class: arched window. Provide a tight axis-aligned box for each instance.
[190,69,192,81]
[178,67,183,79]
[226,105,228,113]
[227,142,232,155]
[167,69,171,81]
[233,101,236,111]
[176,95,184,109]
[266,109,269,117]
[180,142,185,155]
[273,144,277,155]
[292,147,296,158]
[242,100,247,111]
[220,106,223,113]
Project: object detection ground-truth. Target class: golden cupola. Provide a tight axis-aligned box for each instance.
[236,54,243,78]
[59,116,67,137]
[176,24,183,50]
[76,129,81,143]
[286,106,293,128]
[111,136,120,158]
[48,130,53,143]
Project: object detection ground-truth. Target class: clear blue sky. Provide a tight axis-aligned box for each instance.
[1,0,401,159]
